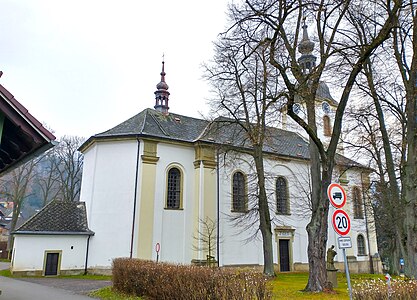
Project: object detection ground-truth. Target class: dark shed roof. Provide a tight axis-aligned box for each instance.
[13,200,94,235]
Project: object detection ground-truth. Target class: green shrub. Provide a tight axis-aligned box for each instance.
[112,258,272,300]
[353,278,417,299]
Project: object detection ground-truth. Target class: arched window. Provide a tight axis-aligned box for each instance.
[323,115,332,136]
[167,167,181,209]
[357,234,366,256]
[276,177,289,214]
[353,187,363,219]
[232,172,246,212]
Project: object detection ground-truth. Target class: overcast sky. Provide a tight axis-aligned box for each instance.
[0,0,230,139]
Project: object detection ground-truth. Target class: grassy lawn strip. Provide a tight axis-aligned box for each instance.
[271,272,381,299]
[89,286,142,300]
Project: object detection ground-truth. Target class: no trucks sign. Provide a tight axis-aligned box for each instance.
[327,183,347,208]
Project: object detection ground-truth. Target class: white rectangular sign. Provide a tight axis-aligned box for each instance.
[338,236,352,249]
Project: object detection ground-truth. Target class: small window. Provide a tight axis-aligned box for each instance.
[276,177,289,214]
[323,115,332,136]
[357,234,366,256]
[167,167,181,209]
[232,172,246,212]
[353,187,363,219]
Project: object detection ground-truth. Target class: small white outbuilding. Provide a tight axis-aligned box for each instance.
[11,200,94,276]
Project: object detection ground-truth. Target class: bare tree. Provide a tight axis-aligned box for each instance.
[391,2,417,278]
[224,0,401,291]
[36,148,61,206]
[54,136,84,202]
[0,158,39,255]
[205,31,286,276]
[193,217,218,267]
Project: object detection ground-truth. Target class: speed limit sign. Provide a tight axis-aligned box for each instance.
[332,209,351,236]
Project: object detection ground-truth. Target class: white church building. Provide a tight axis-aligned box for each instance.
[11,27,381,276]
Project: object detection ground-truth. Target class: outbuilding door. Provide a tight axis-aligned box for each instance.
[44,252,60,276]
[279,239,290,272]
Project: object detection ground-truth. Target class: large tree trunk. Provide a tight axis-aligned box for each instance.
[253,145,275,276]
[305,143,332,291]
[404,83,417,278]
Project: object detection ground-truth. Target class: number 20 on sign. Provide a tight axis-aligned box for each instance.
[332,209,351,236]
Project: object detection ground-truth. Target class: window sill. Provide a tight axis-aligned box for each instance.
[164,208,184,210]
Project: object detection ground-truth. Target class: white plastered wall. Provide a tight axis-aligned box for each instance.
[12,235,88,272]
[80,139,138,267]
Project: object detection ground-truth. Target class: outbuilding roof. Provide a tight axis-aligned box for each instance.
[13,200,94,235]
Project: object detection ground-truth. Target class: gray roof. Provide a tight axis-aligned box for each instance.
[13,200,94,235]
[80,108,366,169]
[93,108,208,143]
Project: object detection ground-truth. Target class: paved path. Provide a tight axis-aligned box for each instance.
[0,262,112,299]
[0,276,100,300]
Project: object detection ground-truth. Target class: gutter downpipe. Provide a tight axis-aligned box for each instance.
[130,139,141,258]
[216,149,220,267]
[84,234,91,275]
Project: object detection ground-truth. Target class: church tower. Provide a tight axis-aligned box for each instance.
[298,17,316,75]
[281,20,338,146]
[154,60,170,114]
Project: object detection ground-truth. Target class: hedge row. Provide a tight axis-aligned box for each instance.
[353,278,417,299]
[112,258,272,300]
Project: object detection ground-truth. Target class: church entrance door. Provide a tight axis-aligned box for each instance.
[279,239,290,272]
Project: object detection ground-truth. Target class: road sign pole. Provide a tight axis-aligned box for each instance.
[343,248,352,300]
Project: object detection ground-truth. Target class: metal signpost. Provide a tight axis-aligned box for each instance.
[329,183,352,300]
[155,243,160,263]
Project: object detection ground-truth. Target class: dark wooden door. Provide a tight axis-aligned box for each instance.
[45,252,59,276]
[279,239,290,272]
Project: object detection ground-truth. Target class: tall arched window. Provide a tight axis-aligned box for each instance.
[276,177,289,214]
[357,234,366,256]
[232,172,246,212]
[167,167,181,209]
[323,115,332,136]
[353,187,364,219]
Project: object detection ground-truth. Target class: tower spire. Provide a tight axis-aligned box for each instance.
[154,58,170,114]
[298,17,316,74]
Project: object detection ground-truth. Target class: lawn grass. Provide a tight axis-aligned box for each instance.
[89,286,142,300]
[271,272,383,299]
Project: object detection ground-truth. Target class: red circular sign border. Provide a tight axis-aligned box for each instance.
[332,209,351,236]
[327,183,347,208]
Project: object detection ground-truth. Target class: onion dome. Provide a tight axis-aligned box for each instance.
[298,18,316,74]
[154,60,170,114]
